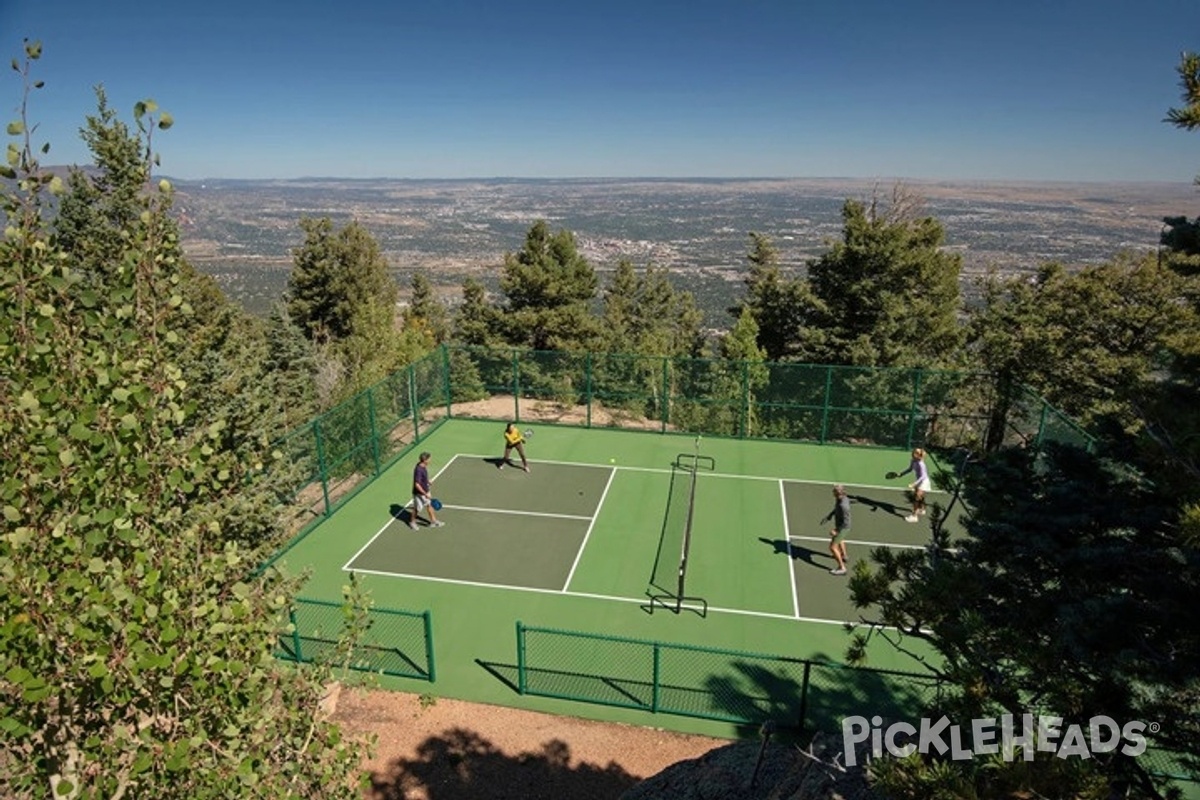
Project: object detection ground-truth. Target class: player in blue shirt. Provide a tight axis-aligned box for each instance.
[410,451,445,530]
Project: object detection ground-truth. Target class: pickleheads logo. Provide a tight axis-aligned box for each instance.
[841,714,1152,767]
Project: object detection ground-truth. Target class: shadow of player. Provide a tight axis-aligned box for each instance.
[758,537,832,570]
[389,503,417,525]
[847,493,908,518]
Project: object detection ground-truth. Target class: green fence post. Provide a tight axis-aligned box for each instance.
[1035,400,1049,451]
[906,368,924,450]
[820,367,833,444]
[443,344,453,417]
[290,606,303,663]
[740,359,749,439]
[409,366,421,442]
[585,351,593,429]
[661,357,669,434]
[513,350,521,422]
[313,421,331,517]
[652,642,661,713]
[797,661,812,730]
[423,610,436,682]
[367,390,382,476]
[516,621,527,695]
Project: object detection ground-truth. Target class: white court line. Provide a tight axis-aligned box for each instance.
[562,466,618,591]
[341,454,463,571]
[341,514,403,571]
[438,504,592,521]
[788,533,956,553]
[342,451,938,623]
[454,452,947,494]
[779,479,800,619]
[343,566,863,627]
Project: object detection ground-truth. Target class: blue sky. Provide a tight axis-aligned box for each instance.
[2,0,1197,182]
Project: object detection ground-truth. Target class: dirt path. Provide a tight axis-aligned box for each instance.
[332,688,728,800]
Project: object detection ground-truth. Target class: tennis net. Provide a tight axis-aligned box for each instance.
[648,449,713,614]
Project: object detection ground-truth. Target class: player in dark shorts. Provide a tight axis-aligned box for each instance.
[823,484,851,575]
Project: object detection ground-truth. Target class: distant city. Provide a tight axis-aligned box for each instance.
[170,177,1199,323]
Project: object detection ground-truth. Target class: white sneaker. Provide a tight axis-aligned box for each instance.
[829,567,847,576]
[409,522,419,530]
[905,514,919,523]
[431,521,445,528]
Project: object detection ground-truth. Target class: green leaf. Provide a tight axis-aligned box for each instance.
[6,121,24,136]
[23,682,52,702]
[0,716,31,735]
[5,666,32,685]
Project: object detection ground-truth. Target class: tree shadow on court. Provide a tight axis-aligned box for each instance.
[388,503,416,525]
[758,537,833,570]
[367,727,640,800]
[846,493,908,518]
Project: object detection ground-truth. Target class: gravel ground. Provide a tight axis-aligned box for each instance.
[331,688,728,800]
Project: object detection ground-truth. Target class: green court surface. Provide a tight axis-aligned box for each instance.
[273,418,962,738]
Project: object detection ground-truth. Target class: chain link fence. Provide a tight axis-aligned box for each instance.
[275,598,435,681]
[515,622,942,729]
[265,346,1094,545]
[445,346,1091,456]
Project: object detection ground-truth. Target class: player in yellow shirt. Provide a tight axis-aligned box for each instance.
[500,422,530,472]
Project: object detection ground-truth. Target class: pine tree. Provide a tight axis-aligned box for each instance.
[730,232,824,361]
[600,258,639,351]
[807,192,963,368]
[498,220,600,351]
[454,277,496,347]
[403,271,450,345]
[287,217,403,395]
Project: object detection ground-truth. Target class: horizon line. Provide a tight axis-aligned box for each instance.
[151,174,1197,187]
